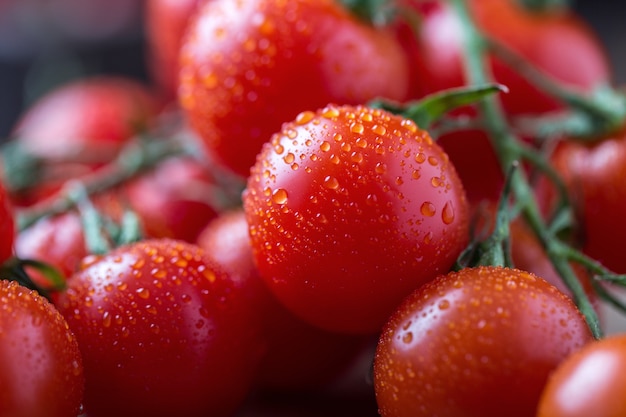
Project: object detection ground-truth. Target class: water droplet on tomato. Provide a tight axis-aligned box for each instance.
[350,122,364,134]
[295,111,315,125]
[402,332,414,344]
[323,176,339,190]
[442,202,455,224]
[320,141,331,152]
[102,311,112,328]
[136,288,150,299]
[272,188,288,204]
[420,202,436,217]
[283,152,295,164]
[438,300,450,310]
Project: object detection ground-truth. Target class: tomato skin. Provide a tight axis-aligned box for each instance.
[243,104,469,335]
[0,280,84,417]
[374,266,594,417]
[197,209,367,391]
[179,0,410,177]
[537,334,626,417]
[145,0,203,101]
[57,238,265,417]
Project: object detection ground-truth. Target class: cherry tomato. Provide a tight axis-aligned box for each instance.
[8,76,161,207]
[144,0,203,101]
[393,0,611,202]
[197,209,367,391]
[57,238,265,417]
[179,0,410,177]
[243,104,469,335]
[537,334,626,417]
[0,280,84,417]
[543,131,626,274]
[374,266,594,417]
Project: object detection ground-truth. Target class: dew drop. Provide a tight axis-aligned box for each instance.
[321,106,340,118]
[421,202,436,217]
[438,299,450,310]
[415,153,426,164]
[272,188,289,204]
[283,153,295,164]
[442,202,455,225]
[323,176,339,190]
[372,124,387,135]
[136,288,150,299]
[402,332,414,344]
[320,141,331,152]
[295,111,315,125]
[102,311,112,328]
[350,122,365,134]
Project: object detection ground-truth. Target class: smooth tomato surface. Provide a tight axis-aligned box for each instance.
[57,239,265,417]
[244,104,469,334]
[374,266,594,417]
[179,0,410,177]
[537,334,626,417]
[0,281,84,417]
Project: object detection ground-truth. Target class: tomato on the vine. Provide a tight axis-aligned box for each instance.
[243,104,469,335]
[393,0,611,202]
[179,0,410,177]
[374,266,594,417]
[0,280,84,417]
[537,334,626,417]
[7,76,161,207]
[57,238,266,417]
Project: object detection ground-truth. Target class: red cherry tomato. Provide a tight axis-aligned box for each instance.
[0,280,84,417]
[179,0,410,177]
[8,76,161,207]
[393,0,611,202]
[57,238,265,417]
[243,104,469,335]
[197,209,368,391]
[537,334,626,417]
[374,266,594,417]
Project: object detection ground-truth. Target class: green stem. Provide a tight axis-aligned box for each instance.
[450,0,602,339]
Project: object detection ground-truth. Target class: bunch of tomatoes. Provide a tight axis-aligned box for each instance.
[2,0,626,416]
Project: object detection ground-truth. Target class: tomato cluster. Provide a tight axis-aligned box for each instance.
[1,0,625,416]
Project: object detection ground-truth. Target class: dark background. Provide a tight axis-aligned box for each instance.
[0,0,624,139]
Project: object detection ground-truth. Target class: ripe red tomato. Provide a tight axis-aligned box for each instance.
[144,0,203,101]
[243,104,469,335]
[537,334,626,417]
[543,131,626,274]
[393,0,611,202]
[179,0,410,177]
[0,280,84,417]
[197,209,368,391]
[374,266,594,417]
[57,238,266,417]
[8,76,161,207]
